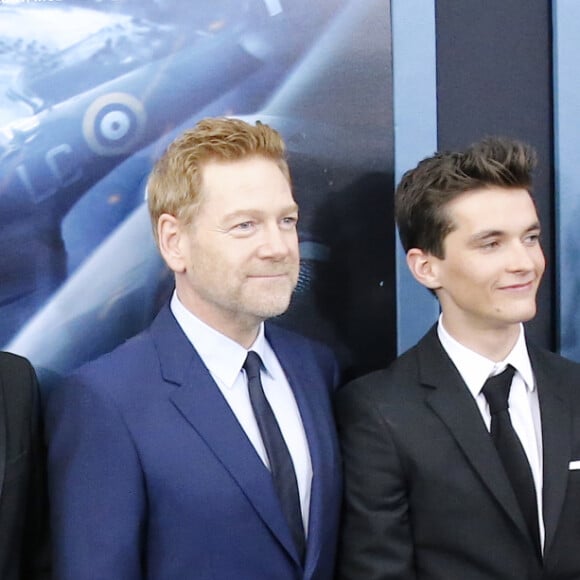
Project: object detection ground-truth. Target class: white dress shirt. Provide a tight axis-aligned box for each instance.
[170,292,313,533]
[437,317,545,548]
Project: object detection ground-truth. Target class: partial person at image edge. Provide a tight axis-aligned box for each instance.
[0,351,50,580]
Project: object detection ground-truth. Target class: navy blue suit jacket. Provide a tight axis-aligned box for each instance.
[45,305,342,579]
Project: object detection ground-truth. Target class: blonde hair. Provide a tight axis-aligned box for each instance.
[147,117,290,244]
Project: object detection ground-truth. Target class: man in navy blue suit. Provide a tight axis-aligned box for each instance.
[45,117,342,579]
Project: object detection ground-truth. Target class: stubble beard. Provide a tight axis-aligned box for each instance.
[242,273,298,320]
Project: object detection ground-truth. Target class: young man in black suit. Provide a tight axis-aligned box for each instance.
[336,137,580,579]
[0,352,49,579]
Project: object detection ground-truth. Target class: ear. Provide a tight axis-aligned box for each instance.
[157,213,187,273]
[406,248,442,290]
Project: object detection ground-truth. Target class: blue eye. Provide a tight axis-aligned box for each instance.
[524,233,541,244]
[281,216,298,228]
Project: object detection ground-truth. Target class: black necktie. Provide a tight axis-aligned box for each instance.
[482,365,541,554]
[244,351,305,560]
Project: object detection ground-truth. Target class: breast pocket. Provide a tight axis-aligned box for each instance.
[567,466,580,487]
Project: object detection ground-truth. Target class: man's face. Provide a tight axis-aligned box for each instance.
[174,155,299,339]
[428,186,545,338]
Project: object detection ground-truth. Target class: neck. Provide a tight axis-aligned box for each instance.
[441,316,521,362]
[223,319,261,350]
[176,298,261,350]
[192,309,261,349]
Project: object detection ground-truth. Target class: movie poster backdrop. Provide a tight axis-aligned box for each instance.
[554,0,580,361]
[0,0,395,384]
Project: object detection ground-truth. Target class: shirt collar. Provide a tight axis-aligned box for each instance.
[437,315,535,398]
[170,291,271,388]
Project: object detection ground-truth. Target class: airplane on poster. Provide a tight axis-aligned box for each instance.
[0,35,262,345]
[0,0,346,347]
[6,0,397,381]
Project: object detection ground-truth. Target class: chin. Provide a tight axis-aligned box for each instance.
[251,298,293,320]
[506,306,537,325]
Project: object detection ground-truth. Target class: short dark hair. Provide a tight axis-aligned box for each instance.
[395,137,537,258]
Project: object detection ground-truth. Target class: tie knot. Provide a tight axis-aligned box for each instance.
[482,364,516,415]
[243,351,263,381]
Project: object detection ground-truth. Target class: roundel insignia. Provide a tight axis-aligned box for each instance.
[82,92,146,156]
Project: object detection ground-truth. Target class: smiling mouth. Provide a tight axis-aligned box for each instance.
[499,280,536,291]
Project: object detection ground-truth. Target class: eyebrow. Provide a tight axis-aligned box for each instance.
[468,221,541,244]
[222,203,299,222]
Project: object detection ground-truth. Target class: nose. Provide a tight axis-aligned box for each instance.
[506,240,543,273]
[258,223,296,260]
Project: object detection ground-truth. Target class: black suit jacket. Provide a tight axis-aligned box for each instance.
[0,352,49,580]
[335,327,580,580]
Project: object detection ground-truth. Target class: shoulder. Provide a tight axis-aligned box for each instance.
[0,351,36,378]
[266,323,341,390]
[44,330,159,439]
[49,327,159,411]
[334,340,425,419]
[266,322,337,364]
[527,343,580,399]
[0,351,38,403]
[75,302,180,380]
[528,342,580,373]
[79,330,156,380]
[0,352,39,435]
[340,340,422,394]
[49,304,192,412]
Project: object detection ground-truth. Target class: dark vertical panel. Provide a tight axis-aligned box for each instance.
[435,0,554,348]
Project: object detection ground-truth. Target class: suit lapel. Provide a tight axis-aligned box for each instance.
[419,328,532,541]
[267,324,338,578]
[150,306,300,565]
[531,347,572,555]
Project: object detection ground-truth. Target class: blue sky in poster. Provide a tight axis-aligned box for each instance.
[392,0,438,353]
[0,0,396,382]
[553,0,580,360]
